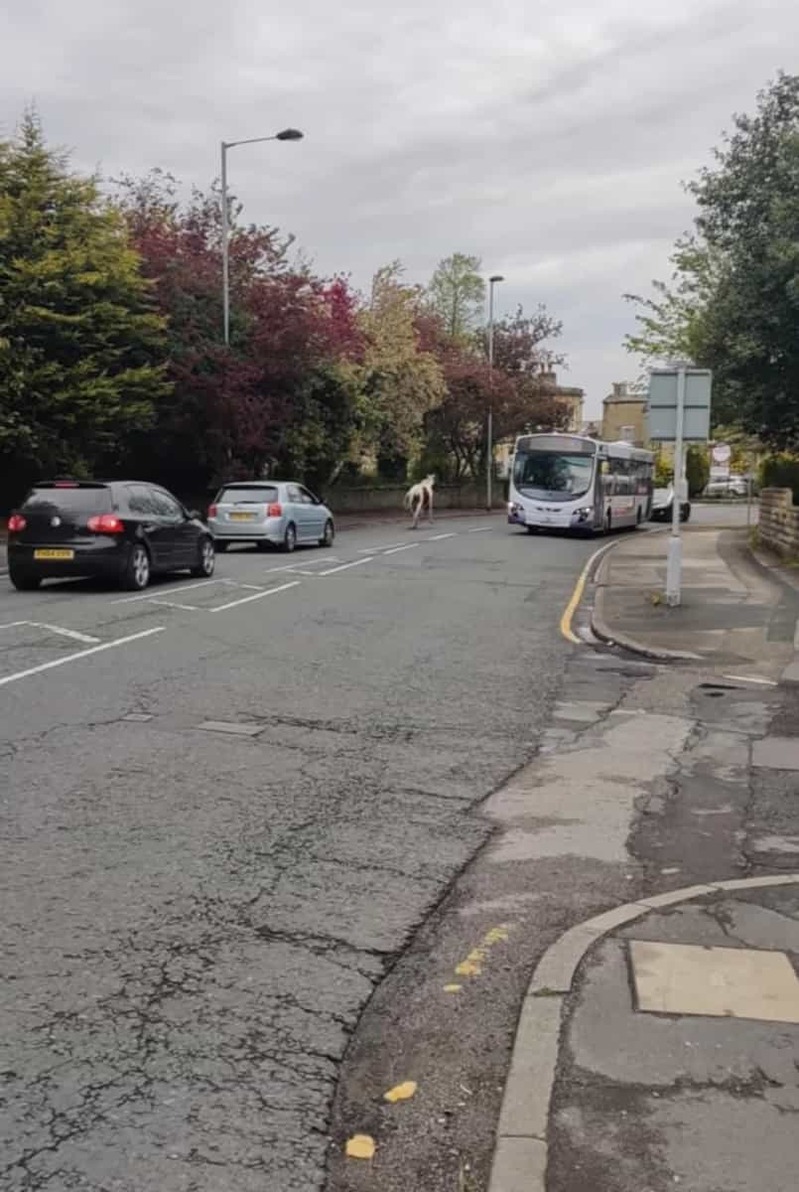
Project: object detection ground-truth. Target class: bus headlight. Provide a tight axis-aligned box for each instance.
[574,506,593,520]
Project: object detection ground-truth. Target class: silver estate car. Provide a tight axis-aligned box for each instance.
[208,481,335,553]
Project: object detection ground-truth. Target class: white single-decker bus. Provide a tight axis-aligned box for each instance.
[508,433,654,535]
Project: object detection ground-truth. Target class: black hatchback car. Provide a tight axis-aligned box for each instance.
[7,480,215,592]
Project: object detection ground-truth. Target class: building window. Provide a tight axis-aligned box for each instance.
[620,425,635,443]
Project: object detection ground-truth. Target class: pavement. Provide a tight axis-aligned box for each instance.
[479,514,799,1192]
[589,525,797,673]
[4,507,799,1192]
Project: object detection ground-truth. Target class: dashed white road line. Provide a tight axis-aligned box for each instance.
[357,542,404,554]
[209,581,301,613]
[261,557,341,574]
[0,627,165,689]
[316,557,375,577]
[427,532,457,541]
[112,578,225,605]
[147,600,203,612]
[0,620,100,644]
[27,622,101,644]
[722,674,778,687]
[383,543,420,556]
[467,526,492,533]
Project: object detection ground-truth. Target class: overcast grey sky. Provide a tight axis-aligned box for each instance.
[3,0,798,415]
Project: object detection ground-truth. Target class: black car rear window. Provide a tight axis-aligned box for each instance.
[217,486,279,504]
[22,486,112,513]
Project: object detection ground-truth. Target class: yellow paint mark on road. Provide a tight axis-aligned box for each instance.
[455,947,486,977]
[484,926,511,944]
[451,924,513,984]
[346,1134,376,1160]
[443,984,462,993]
[384,1080,417,1103]
[559,540,617,644]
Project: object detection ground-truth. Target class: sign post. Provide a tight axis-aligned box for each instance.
[665,368,687,606]
[646,367,712,608]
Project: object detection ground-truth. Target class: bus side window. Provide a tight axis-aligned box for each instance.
[600,460,614,496]
[616,460,632,496]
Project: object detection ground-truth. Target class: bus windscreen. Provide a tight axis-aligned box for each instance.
[512,449,594,503]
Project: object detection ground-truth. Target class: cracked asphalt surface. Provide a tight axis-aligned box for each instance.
[0,517,595,1191]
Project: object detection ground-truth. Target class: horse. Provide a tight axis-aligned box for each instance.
[404,475,435,529]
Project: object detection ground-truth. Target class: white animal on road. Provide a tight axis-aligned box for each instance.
[404,475,435,529]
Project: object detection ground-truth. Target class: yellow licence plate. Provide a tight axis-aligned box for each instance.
[229,512,256,521]
[34,549,74,561]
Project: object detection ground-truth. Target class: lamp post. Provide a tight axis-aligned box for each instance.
[486,274,504,511]
[221,127,303,345]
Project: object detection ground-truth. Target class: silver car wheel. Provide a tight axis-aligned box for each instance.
[132,546,150,589]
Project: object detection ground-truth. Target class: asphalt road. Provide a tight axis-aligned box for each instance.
[0,517,596,1192]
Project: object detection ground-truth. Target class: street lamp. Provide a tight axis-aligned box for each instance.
[221,128,304,345]
[486,274,504,511]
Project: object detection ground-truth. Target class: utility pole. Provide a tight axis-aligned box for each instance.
[486,274,504,510]
[220,128,303,345]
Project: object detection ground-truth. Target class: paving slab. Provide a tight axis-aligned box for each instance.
[630,939,799,1024]
[752,735,799,770]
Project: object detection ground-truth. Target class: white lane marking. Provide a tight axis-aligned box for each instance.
[722,674,778,687]
[0,627,165,689]
[261,557,340,574]
[316,557,375,577]
[357,542,404,554]
[383,543,420,555]
[467,527,492,533]
[26,622,101,644]
[427,532,457,541]
[111,578,224,605]
[209,581,300,613]
[147,600,202,612]
[0,620,100,644]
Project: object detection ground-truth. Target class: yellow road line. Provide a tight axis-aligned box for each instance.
[559,540,618,645]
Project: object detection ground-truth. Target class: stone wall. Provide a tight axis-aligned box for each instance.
[326,482,506,514]
[758,487,799,557]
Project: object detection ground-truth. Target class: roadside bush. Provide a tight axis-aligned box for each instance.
[760,455,799,503]
[686,445,710,497]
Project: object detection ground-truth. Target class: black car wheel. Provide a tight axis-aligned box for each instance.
[282,523,297,553]
[680,504,691,524]
[215,540,229,553]
[122,544,151,591]
[320,519,335,548]
[191,536,215,578]
[9,566,41,592]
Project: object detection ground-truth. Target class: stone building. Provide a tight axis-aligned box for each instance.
[601,382,647,445]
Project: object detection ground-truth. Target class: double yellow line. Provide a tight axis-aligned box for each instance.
[559,540,618,644]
